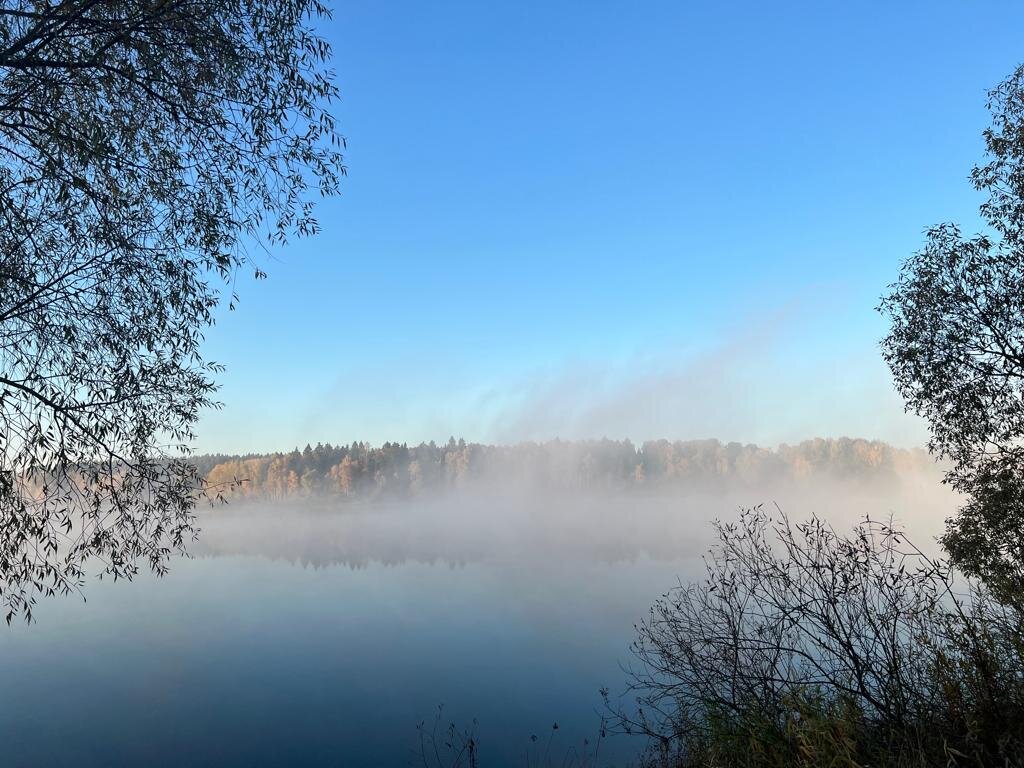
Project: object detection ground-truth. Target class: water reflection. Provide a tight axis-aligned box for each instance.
[193,477,953,569]
[0,482,955,767]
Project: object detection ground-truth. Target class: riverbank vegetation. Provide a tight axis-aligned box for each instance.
[617,508,1024,767]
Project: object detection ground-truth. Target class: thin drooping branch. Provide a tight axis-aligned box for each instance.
[0,0,344,620]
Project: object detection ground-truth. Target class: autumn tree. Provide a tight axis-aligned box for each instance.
[0,0,344,620]
[881,64,1024,596]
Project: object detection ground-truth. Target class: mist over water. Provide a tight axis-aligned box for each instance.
[195,467,956,567]
[0,467,958,767]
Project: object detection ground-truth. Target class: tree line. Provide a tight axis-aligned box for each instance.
[196,436,935,502]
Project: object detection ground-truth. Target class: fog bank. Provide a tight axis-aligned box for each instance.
[193,468,958,570]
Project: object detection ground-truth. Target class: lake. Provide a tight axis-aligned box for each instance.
[0,483,951,767]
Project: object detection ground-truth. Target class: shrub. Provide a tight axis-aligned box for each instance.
[614,506,1024,767]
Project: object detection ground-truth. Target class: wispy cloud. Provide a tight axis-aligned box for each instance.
[477,298,929,448]
[482,304,800,443]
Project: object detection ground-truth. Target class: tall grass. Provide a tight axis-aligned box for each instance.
[415,706,610,768]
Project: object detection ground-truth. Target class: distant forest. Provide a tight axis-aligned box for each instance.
[194,437,937,502]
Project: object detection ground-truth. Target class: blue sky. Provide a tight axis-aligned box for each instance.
[197,1,1024,454]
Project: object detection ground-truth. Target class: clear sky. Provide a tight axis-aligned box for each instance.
[196,1,1024,454]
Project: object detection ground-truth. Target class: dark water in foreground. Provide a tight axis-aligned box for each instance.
[0,485,951,767]
[0,502,701,767]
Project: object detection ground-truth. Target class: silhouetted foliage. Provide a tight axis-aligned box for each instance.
[880,64,1024,590]
[942,462,1024,602]
[416,707,480,768]
[0,0,344,620]
[415,706,609,768]
[613,507,1024,767]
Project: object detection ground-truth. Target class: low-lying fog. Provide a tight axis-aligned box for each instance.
[1,465,959,768]
[193,471,957,569]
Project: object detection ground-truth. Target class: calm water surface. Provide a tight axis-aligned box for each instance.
[0,485,949,767]
[0,497,709,767]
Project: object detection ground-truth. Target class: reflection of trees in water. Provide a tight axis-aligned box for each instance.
[193,550,476,571]
[190,514,683,570]
[190,480,958,570]
[192,509,488,569]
